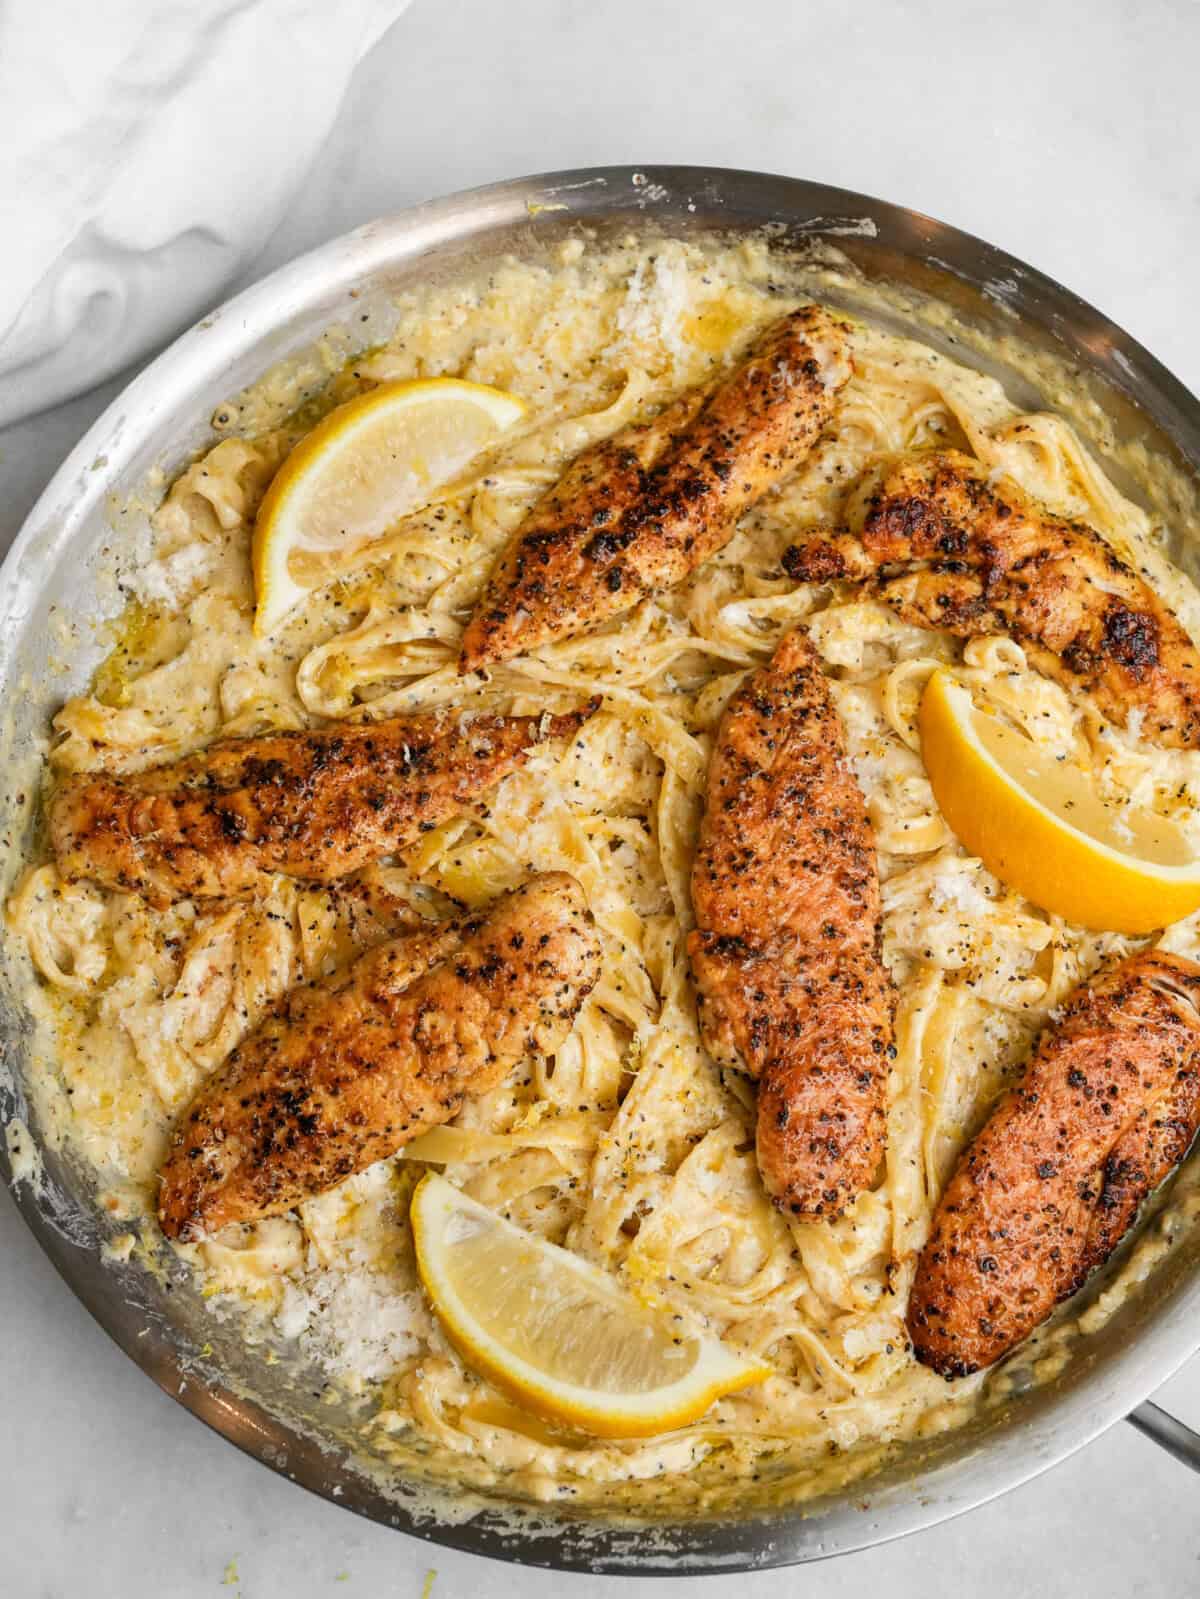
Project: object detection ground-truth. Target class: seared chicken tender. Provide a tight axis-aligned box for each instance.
[687,628,894,1218]
[908,951,1200,1378]
[459,306,853,674]
[782,449,1200,748]
[50,705,595,906]
[159,874,601,1239]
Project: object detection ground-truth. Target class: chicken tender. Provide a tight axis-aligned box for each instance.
[687,628,893,1218]
[50,705,595,906]
[782,449,1200,748]
[158,873,601,1239]
[460,306,853,673]
[907,950,1200,1377]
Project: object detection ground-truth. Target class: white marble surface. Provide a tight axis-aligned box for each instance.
[4,2,1200,1593]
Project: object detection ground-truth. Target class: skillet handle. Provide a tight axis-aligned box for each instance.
[1127,1400,1200,1471]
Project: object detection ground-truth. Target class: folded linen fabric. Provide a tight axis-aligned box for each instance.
[0,0,409,426]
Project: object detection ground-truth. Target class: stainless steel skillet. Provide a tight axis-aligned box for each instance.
[3,166,1200,1574]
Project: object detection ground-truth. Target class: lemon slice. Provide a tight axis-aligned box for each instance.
[252,378,527,635]
[919,668,1200,934]
[411,1173,767,1438]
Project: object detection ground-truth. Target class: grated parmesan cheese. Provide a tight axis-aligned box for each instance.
[127,541,216,607]
[929,864,994,916]
[614,252,692,365]
[274,1265,431,1383]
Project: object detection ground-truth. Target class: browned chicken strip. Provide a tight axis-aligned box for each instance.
[158,873,601,1239]
[50,705,595,906]
[459,306,853,674]
[907,951,1200,1378]
[782,449,1200,748]
[687,628,894,1218]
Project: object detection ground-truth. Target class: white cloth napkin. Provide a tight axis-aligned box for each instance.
[0,0,409,426]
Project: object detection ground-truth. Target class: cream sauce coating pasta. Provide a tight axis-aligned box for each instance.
[11,234,1200,1509]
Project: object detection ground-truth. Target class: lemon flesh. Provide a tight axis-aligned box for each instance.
[252,377,527,635]
[411,1174,767,1438]
[919,668,1200,934]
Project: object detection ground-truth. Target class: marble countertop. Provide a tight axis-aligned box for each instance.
[5,2,1200,1593]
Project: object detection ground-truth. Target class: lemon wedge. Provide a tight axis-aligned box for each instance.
[410,1173,767,1438]
[919,668,1200,934]
[252,378,527,635]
